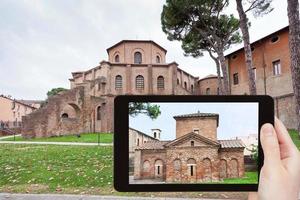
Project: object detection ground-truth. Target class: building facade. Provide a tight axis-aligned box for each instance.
[133,112,245,183]
[226,26,297,129]
[197,74,221,95]
[22,40,199,138]
[0,95,40,129]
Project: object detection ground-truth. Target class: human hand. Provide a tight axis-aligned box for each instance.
[248,118,300,200]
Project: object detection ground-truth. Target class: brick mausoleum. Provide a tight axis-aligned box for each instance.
[133,112,245,183]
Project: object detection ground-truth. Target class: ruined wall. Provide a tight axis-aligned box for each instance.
[22,82,105,138]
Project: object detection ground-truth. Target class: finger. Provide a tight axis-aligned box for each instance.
[275,117,297,150]
[247,192,258,200]
[260,123,281,165]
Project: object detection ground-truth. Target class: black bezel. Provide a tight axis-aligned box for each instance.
[114,95,274,192]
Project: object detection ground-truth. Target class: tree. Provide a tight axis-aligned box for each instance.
[47,87,68,98]
[287,0,300,135]
[235,0,273,95]
[248,144,258,165]
[181,30,224,94]
[129,103,161,120]
[161,0,241,94]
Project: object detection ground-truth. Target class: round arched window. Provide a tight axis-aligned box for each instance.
[134,52,142,64]
[156,55,161,63]
[115,54,120,63]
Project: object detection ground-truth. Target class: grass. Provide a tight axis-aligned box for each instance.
[0,144,248,199]
[222,172,257,184]
[0,144,113,194]
[0,133,113,143]
[289,129,300,150]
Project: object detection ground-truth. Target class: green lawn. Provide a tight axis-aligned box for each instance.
[0,144,113,194]
[1,133,113,143]
[222,172,257,184]
[290,130,300,150]
[0,144,247,199]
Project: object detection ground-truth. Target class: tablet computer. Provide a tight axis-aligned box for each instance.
[114,95,274,192]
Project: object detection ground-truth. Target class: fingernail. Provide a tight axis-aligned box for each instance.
[261,124,273,136]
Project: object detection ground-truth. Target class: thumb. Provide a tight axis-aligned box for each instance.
[260,123,281,165]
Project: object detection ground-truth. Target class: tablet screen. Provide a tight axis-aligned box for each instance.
[128,102,258,185]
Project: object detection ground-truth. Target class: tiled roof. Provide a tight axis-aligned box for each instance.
[218,139,245,148]
[173,112,219,118]
[135,141,170,150]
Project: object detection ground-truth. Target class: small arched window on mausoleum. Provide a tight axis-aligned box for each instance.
[97,106,101,120]
[184,82,187,90]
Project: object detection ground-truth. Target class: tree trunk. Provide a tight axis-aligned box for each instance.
[287,0,300,135]
[217,51,230,95]
[208,51,224,95]
[236,0,257,95]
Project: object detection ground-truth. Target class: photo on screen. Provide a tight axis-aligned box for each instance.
[128,102,258,184]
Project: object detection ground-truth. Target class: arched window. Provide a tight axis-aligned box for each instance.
[156,55,160,63]
[177,78,180,85]
[115,75,122,89]
[134,52,142,64]
[97,106,101,120]
[206,88,210,95]
[184,82,187,89]
[191,141,194,147]
[136,75,144,90]
[61,113,69,118]
[157,76,164,89]
[191,85,194,93]
[115,54,120,63]
[154,132,157,138]
[137,138,140,146]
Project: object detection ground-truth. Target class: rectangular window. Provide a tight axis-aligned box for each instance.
[252,67,256,80]
[190,166,194,176]
[273,60,281,75]
[233,73,239,85]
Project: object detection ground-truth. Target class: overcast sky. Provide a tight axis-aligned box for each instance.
[129,103,258,140]
[0,0,289,100]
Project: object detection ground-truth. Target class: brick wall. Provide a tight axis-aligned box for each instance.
[175,117,218,140]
